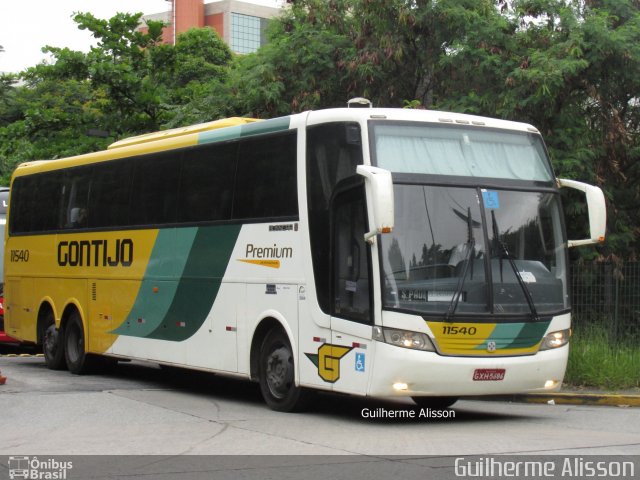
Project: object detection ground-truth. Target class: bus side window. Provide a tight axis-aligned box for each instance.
[89,160,133,228]
[331,184,372,324]
[60,168,91,230]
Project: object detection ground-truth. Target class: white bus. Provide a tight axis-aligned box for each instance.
[4,105,606,411]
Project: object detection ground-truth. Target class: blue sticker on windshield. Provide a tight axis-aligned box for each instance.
[482,190,500,209]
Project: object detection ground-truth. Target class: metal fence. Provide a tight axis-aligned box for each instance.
[570,261,640,344]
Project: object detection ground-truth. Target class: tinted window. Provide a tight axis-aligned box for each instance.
[10,172,64,233]
[307,123,363,313]
[89,160,133,228]
[9,131,299,234]
[233,132,297,219]
[178,143,237,223]
[9,177,30,233]
[130,152,180,226]
[60,167,92,230]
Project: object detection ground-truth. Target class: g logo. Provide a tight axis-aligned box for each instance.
[305,344,353,383]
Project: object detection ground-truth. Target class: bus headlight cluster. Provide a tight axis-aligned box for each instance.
[373,326,435,351]
[539,329,571,350]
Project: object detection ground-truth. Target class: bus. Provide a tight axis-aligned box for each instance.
[3,105,606,411]
[0,186,16,345]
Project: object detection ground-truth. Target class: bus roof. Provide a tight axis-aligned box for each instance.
[107,117,261,150]
[304,107,540,134]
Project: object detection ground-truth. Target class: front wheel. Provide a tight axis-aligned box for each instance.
[412,396,458,410]
[64,312,96,375]
[258,329,308,412]
[42,312,66,370]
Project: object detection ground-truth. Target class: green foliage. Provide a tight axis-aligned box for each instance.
[228,0,356,116]
[0,77,111,184]
[0,12,234,182]
[0,2,639,259]
[565,322,640,389]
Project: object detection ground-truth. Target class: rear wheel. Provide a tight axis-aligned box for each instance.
[42,312,66,370]
[258,329,308,412]
[412,396,458,409]
[64,312,96,375]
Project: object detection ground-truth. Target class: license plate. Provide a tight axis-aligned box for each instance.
[473,368,506,381]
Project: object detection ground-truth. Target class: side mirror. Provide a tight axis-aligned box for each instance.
[356,165,394,243]
[557,179,606,247]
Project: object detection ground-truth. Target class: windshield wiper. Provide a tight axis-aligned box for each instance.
[490,210,540,322]
[445,207,476,321]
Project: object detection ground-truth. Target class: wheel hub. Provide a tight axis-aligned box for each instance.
[44,325,58,356]
[266,346,293,398]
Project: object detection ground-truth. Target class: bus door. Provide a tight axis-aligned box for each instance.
[329,180,373,395]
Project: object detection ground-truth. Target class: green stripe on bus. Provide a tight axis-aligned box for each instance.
[239,116,290,137]
[198,126,243,145]
[473,320,550,351]
[196,117,290,146]
[146,224,242,341]
[503,320,550,349]
[113,228,198,337]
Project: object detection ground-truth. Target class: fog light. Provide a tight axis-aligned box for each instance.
[544,380,558,389]
[393,382,409,391]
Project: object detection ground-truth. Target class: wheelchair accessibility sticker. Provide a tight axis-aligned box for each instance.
[482,189,500,209]
[355,352,365,372]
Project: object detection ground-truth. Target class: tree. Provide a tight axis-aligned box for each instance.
[1,2,638,258]
[231,0,639,258]
[0,12,235,181]
[159,28,235,127]
[228,0,355,117]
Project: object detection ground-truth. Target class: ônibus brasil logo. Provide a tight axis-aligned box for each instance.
[8,456,73,480]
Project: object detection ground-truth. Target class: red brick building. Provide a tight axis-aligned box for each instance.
[141,0,282,53]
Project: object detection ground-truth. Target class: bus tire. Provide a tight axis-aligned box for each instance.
[258,328,308,412]
[412,396,458,410]
[42,312,66,370]
[64,311,96,375]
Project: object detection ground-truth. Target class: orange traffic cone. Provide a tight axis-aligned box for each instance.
[0,369,6,385]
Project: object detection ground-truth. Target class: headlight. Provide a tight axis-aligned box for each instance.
[539,328,571,351]
[373,326,435,351]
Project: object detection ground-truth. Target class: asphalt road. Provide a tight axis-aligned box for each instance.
[1,355,639,479]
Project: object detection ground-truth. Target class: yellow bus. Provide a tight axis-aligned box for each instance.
[4,106,606,411]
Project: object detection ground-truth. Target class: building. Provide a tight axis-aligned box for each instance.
[141,0,283,54]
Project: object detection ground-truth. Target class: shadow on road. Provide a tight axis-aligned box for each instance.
[6,356,534,424]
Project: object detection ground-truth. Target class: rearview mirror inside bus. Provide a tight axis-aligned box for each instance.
[557,178,606,247]
[356,165,394,243]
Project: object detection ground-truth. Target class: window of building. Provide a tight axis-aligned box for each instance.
[230,12,268,54]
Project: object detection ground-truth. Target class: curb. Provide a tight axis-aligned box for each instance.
[0,353,44,358]
[476,392,640,407]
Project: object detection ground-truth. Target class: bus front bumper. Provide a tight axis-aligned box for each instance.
[367,341,568,398]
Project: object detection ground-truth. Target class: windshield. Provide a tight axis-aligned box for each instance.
[380,185,568,317]
[373,123,554,182]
